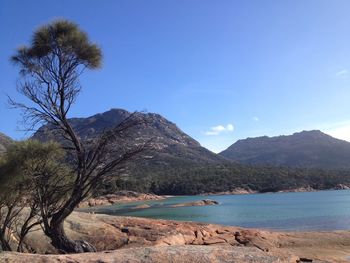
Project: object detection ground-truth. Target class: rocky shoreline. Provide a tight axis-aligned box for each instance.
[78,191,166,208]
[170,199,219,207]
[201,187,258,195]
[2,211,350,262]
[202,184,350,196]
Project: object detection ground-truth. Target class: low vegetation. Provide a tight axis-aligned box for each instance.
[0,140,71,252]
[102,162,350,195]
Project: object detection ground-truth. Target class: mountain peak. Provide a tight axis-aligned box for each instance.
[292,130,326,137]
[34,108,225,164]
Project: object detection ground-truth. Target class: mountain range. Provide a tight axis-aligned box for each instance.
[4,109,350,170]
[34,109,350,171]
[220,130,350,170]
[2,109,350,194]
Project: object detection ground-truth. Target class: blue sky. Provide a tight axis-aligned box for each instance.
[1,0,350,152]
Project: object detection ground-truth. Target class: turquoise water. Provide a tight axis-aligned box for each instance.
[82,190,350,231]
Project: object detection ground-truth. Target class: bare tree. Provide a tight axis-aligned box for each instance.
[10,20,145,253]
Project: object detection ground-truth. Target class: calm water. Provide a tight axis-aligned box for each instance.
[82,190,350,231]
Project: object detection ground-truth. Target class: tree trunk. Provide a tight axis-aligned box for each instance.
[0,235,12,251]
[48,217,96,253]
[46,197,96,253]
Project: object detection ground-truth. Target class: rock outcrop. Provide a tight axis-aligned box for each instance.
[333,184,350,190]
[278,186,316,193]
[203,188,257,195]
[6,211,350,262]
[170,199,219,207]
[78,191,165,208]
[0,246,292,263]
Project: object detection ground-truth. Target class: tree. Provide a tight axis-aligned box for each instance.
[10,20,145,253]
[0,143,34,252]
[0,140,71,252]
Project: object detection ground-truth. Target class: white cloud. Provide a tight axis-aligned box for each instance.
[336,69,348,77]
[204,124,234,136]
[227,124,234,131]
[211,125,226,132]
[253,116,259,122]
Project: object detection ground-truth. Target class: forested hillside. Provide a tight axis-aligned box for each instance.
[33,109,350,195]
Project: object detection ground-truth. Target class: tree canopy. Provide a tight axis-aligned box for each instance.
[10,20,102,130]
[12,20,101,70]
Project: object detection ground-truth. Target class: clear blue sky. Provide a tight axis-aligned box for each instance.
[1,0,350,152]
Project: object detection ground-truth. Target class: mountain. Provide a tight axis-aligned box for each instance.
[220,130,350,170]
[33,113,350,195]
[0,132,13,155]
[33,108,226,166]
[33,109,230,194]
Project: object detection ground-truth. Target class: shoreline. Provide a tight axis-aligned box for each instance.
[78,190,170,208]
[199,184,350,196]
[3,211,350,262]
[80,187,350,210]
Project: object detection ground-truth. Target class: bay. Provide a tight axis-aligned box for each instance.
[82,190,350,231]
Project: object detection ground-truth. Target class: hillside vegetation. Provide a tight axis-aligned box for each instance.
[0,132,13,155]
[32,109,350,195]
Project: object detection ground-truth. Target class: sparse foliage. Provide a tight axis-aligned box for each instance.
[10,19,145,253]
